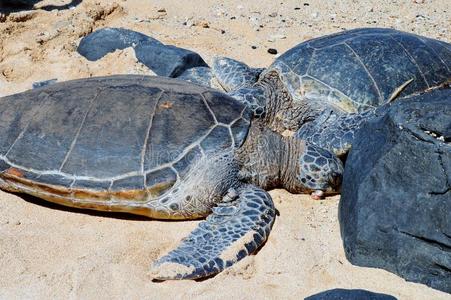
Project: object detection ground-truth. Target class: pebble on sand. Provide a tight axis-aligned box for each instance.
[267,48,278,54]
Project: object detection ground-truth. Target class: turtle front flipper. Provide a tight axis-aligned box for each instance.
[150,185,275,280]
[212,57,264,92]
[177,67,225,90]
[296,110,375,157]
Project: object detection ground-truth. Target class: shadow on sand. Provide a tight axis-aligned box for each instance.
[0,0,82,15]
[14,192,152,222]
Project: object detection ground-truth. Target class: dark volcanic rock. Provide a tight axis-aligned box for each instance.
[77,27,208,77]
[339,88,451,293]
[77,28,162,61]
[305,288,397,300]
[0,0,39,6]
[134,44,208,78]
[0,0,82,12]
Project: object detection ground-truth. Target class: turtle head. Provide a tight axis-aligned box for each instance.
[237,124,342,198]
[251,69,325,134]
[283,141,343,197]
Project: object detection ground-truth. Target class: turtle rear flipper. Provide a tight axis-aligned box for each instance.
[150,185,275,280]
[212,57,264,92]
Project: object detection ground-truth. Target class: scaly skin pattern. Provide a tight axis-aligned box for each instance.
[212,57,264,92]
[235,121,343,195]
[146,150,240,219]
[296,110,375,157]
[177,67,224,90]
[151,184,275,280]
[150,122,342,280]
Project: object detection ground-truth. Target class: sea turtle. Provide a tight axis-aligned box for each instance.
[184,28,451,156]
[0,75,343,280]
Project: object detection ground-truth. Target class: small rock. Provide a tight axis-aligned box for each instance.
[196,20,210,28]
[303,2,310,6]
[267,48,278,55]
[15,221,21,226]
[294,7,301,10]
[269,12,278,17]
[157,8,166,13]
[251,45,257,49]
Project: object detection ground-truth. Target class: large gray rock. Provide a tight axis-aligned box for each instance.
[0,0,81,10]
[134,43,208,78]
[305,288,397,300]
[0,0,39,6]
[339,88,451,293]
[77,27,162,61]
[77,28,208,77]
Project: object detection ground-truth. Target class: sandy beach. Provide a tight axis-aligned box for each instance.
[0,0,450,299]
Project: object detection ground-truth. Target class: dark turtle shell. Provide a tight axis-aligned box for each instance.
[0,75,251,210]
[268,28,450,112]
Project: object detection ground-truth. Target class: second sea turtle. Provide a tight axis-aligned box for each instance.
[0,75,342,280]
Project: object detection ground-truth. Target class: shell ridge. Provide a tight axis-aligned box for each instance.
[59,87,104,171]
[304,48,317,76]
[200,92,219,124]
[0,155,144,182]
[227,126,236,148]
[144,125,216,175]
[303,75,373,110]
[344,42,384,103]
[389,35,430,88]
[418,37,450,72]
[140,89,164,174]
[4,92,52,159]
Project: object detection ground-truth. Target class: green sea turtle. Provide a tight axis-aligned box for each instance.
[0,75,342,280]
[176,28,451,156]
